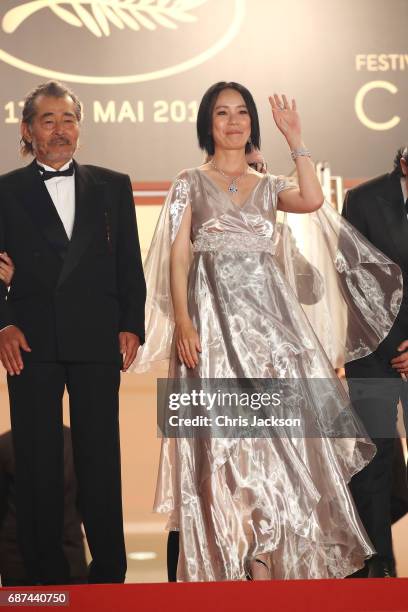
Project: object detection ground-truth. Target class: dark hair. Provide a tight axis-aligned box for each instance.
[21,81,82,156]
[393,146,408,177]
[197,82,260,155]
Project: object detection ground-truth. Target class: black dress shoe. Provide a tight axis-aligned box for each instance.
[346,564,369,578]
[367,556,396,578]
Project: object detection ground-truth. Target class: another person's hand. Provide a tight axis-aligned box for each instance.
[0,325,31,375]
[175,318,201,368]
[269,94,302,149]
[0,252,15,286]
[119,331,140,371]
[391,340,408,380]
[246,148,267,174]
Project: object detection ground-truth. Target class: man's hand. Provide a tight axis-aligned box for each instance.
[119,332,140,371]
[269,94,302,149]
[391,340,408,379]
[0,252,15,286]
[0,325,31,375]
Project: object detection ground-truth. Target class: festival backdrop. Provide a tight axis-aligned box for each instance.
[0,0,406,179]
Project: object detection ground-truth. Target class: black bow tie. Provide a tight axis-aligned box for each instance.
[37,162,74,181]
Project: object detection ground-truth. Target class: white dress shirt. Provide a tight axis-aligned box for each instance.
[37,159,76,239]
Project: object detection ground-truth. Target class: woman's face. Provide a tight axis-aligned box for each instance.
[211,88,251,153]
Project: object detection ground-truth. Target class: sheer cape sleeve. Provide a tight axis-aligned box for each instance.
[273,176,403,368]
[130,171,191,373]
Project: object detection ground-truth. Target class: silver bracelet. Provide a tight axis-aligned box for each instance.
[290,148,311,161]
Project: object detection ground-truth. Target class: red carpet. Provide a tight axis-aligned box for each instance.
[2,579,408,612]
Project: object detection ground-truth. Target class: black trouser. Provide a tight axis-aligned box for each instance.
[167,531,179,582]
[0,576,28,587]
[346,369,408,564]
[8,362,126,585]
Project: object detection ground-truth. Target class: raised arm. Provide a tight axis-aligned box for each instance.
[269,94,324,213]
[170,203,201,368]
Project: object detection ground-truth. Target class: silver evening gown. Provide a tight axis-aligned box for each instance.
[134,168,402,581]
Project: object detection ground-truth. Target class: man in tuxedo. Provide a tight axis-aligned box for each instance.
[0,81,146,585]
[342,147,408,577]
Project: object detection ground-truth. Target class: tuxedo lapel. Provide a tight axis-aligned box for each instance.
[15,160,69,255]
[57,162,103,288]
[377,171,408,268]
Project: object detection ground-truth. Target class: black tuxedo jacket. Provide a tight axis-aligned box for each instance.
[342,168,408,370]
[0,160,146,364]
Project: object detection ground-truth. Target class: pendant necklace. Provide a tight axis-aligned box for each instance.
[210,160,248,193]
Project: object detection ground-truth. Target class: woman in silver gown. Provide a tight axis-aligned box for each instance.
[134,82,403,581]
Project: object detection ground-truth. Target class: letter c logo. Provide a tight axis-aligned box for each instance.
[355,80,400,131]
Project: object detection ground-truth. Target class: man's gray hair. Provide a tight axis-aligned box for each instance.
[20,81,82,157]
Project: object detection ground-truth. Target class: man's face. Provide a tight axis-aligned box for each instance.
[21,95,80,169]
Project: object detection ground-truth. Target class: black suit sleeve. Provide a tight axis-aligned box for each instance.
[0,195,17,330]
[341,188,368,237]
[116,176,146,343]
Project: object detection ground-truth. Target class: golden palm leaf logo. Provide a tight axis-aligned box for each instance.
[3,0,207,38]
[0,0,245,83]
